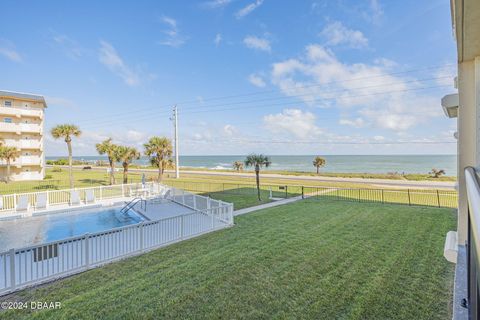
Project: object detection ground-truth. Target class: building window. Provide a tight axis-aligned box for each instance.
[4,101,12,107]
[4,118,12,123]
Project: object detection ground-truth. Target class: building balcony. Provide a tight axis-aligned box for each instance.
[20,123,42,134]
[19,155,42,166]
[18,140,42,150]
[0,122,43,135]
[0,106,43,119]
[0,156,42,167]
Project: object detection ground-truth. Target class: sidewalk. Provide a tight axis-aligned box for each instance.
[234,196,303,216]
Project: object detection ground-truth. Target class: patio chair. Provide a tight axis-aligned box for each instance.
[70,190,81,206]
[85,189,95,204]
[35,193,48,210]
[16,195,29,212]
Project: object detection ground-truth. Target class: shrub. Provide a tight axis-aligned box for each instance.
[44,174,53,180]
[52,166,62,172]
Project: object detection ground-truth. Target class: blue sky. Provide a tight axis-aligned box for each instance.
[0,0,457,156]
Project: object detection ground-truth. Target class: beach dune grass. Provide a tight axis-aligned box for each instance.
[2,199,455,319]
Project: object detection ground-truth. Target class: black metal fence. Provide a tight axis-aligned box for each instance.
[163,180,457,209]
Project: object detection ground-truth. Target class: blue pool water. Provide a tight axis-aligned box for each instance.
[0,206,143,251]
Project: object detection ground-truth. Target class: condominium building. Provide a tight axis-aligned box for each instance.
[0,90,47,181]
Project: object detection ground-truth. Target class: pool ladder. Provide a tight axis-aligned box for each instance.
[121,197,146,213]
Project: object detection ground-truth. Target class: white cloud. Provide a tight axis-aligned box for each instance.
[369,0,384,24]
[248,73,266,87]
[223,124,237,136]
[320,21,368,48]
[339,117,365,128]
[270,44,444,132]
[159,16,187,48]
[214,33,222,46]
[0,39,22,62]
[235,0,264,19]
[98,41,141,86]
[263,109,323,139]
[52,33,84,59]
[435,65,456,86]
[204,0,233,8]
[243,35,271,52]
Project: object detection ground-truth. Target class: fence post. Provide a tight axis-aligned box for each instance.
[139,222,144,252]
[13,194,16,210]
[180,215,184,240]
[9,248,15,290]
[382,189,384,204]
[121,184,125,197]
[302,186,304,199]
[193,195,197,210]
[407,189,411,206]
[358,189,361,202]
[285,186,288,199]
[437,190,441,208]
[207,197,211,210]
[211,208,215,229]
[99,186,103,200]
[85,234,90,269]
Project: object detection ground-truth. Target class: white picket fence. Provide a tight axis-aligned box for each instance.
[0,182,161,214]
[0,184,234,295]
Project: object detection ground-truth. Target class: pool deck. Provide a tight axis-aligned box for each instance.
[0,196,135,221]
[134,200,196,221]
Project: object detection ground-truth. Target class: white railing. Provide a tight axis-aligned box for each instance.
[165,186,234,225]
[0,107,42,119]
[0,182,157,213]
[465,167,480,318]
[0,184,234,295]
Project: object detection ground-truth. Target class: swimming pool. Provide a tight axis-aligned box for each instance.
[0,206,143,251]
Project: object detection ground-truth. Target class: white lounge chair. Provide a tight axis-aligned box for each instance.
[163,189,171,200]
[35,193,48,210]
[16,195,29,212]
[70,190,81,206]
[85,189,95,204]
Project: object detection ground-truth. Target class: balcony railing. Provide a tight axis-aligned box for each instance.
[0,156,42,167]
[465,167,480,318]
[0,107,43,119]
[18,140,41,150]
[19,155,42,165]
[0,123,42,134]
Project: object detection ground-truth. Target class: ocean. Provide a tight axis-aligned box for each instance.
[47,155,458,176]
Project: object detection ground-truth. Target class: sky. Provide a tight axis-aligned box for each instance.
[0,0,458,156]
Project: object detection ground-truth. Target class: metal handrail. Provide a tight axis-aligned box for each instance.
[465,167,480,266]
[121,197,142,213]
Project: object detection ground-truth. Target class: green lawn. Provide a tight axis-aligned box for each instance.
[2,200,455,319]
[0,169,457,209]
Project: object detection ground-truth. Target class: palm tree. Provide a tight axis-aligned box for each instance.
[244,154,271,201]
[0,146,20,183]
[313,156,326,174]
[117,146,141,184]
[144,136,173,182]
[233,161,244,172]
[96,138,120,185]
[50,124,81,188]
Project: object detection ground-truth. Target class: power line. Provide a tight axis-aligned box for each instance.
[79,84,450,129]
[183,138,456,145]
[72,64,455,125]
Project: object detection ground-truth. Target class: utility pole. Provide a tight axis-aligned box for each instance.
[172,105,180,179]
